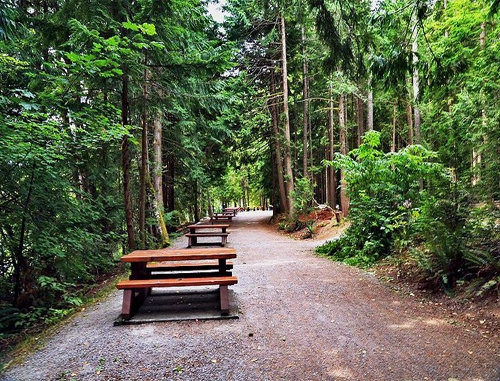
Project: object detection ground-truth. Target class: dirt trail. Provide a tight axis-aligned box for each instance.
[2,211,500,381]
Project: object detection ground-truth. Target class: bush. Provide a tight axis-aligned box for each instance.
[317,131,445,267]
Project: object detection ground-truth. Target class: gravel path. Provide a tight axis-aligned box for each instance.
[2,211,500,381]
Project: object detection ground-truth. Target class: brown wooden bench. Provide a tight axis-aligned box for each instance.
[185,232,229,247]
[146,261,233,278]
[223,207,240,216]
[116,276,238,318]
[209,215,233,224]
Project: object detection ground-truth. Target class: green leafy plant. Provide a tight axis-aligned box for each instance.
[317,131,444,267]
[291,177,315,217]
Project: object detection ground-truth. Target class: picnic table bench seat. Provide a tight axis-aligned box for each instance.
[209,216,232,224]
[146,261,233,271]
[117,276,238,318]
[185,225,230,247]
[185,232,229,247]
[146,260,234,278]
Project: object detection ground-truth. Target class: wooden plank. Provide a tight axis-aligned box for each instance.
[146,261,233,270]
[210,217,232,225]
[146,271,233,279]
[219,285,229,315]
[116,276,238,289]
[185,233,229,237]
[187,224,229,229]
[121,247,236,263]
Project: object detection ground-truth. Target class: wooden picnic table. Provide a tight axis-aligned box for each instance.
[223,207,239,216]
[117,247,237,319]
[186,224,230,247]
[210,215,233,224]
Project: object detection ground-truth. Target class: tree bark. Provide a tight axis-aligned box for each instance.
[391,98,397,152]
[367,88,374,131]
[270,64,288,213]
[121,70,135,251]
[153,117,169,247]
[327,83,336,209]
[356,94,364,147]
[13,162,35,307]
[473,21,486,186]
[407,101,414,145]
[302,25,309,178]
[280,14,295,218]
[339,94,350,216]
[163,155,175,213]
[139,60,148,249]
[412,10,421,144]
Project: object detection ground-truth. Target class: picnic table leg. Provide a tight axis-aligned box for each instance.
[121,288,148,319]
[218,258,228,275]
[121,263,149,319]
[189,228,198,246]
[121,289,134,319]
[219,285,229,315]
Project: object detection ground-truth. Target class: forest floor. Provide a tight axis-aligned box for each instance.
[2,210,500,380]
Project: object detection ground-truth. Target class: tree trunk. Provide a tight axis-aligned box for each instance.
[164,155,175,213]
[302,25,309,178]
[391,98,397,152]
[412,10,421,144]
[326,83,336,209]
[13,162,35,307]
[356,94,364,147]
[473,21,487,186]
[269,65,288,213]
[280,14,295,218]
[121,70,135,251]
[153,117,169,247]
[139,60,148,249]
[407,101,414,145]
[339,94,350,216]
[367,88,374,131]
[193,181,199,222]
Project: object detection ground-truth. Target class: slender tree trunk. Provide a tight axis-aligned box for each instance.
[280,14,295,218]
[473,21,487,186]
[367,86,374,131]
[391,98,397,152]
[139,60,148,249]
[356,94,364,147]
[164,155,175,213]
[13,162,35,307]
[407,101,414,145]
[121,70,135,251]
[153,117,169,247]
[270,65,288,213]
[327,83,336,209]
[302,25,309,178]
[194,181,199,222]
[339,94,350,216]
[412,10,421,144]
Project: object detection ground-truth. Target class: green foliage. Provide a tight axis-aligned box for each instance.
[317,131,445,266]
[409,187,469,289]
[290,177,315,217]
[409,187,500,292]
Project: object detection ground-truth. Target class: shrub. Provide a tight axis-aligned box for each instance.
[317,131,445,267]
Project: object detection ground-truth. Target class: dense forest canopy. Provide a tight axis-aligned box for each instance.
[1,0,499,337]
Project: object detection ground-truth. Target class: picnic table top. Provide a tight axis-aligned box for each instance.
[120,247,236,262]
[187,224,230,229]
